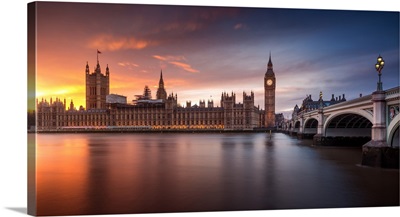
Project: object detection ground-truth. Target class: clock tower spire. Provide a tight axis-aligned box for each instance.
[264,52,276,128]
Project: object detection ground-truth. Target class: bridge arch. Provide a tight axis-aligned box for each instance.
[387,114,399,147]
[294,121,300,133]
[323,111,373,137]
[303,117,318,134]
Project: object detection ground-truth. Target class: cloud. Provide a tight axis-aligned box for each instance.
[152,55,199,73]
[152,55,167,61]
[233,23,247,30]
[162,22,204,32]
[152,55,186,61]
[276,87,307,94]
[118,62,139,67]
[143,7,240,41]
[89,34,157,51]
[169,61,199,73]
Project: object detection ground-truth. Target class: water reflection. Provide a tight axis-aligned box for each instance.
[36,134,90,215]
[34,133,399,216]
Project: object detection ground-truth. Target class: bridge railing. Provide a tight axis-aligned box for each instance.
[289,86,399,123]
[385,86,399,97]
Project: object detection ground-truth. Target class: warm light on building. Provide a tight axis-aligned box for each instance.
[35,53,280,131]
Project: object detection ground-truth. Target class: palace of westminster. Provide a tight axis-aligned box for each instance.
[36,53,286,131]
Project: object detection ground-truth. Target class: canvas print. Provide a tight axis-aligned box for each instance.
[27,1,399,216]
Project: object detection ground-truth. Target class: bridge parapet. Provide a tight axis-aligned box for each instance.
[385,86,399,98]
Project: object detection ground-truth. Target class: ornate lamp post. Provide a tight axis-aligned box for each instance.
[361,54,395,168]
[375,55,384,91]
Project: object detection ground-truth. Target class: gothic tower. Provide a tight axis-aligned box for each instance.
[243,91,255,130]
[86,50,110,110]
[264,53,276,128]
[156,70,167,100]
[221,92,235,130]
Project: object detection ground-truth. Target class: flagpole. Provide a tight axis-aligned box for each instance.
[97,49,99,64]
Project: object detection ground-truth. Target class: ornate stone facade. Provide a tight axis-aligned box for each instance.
[36,54,276,131]
[36,92,262,131]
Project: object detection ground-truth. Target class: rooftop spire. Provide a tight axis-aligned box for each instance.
[159,69,164,87]
[85,61,90,74]
[267,51,273,69]
[106,64,110,76]
[265,51,275,76]
[156,69,167,100]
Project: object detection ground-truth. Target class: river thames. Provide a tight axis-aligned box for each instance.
[31,132,399,216]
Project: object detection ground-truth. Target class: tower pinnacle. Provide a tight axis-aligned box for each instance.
[159,69,164,87]
[156,69,167,100]
[267,52,273,69]
[265,52,275,76]
[85,61,90,74]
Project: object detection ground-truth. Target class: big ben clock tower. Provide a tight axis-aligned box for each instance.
[264,53,276,128]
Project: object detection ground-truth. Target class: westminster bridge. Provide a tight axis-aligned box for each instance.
[280,86,399,168]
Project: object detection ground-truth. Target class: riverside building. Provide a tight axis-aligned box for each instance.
[36,54,280,131]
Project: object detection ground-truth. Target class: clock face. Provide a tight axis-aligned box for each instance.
[267,79,273,86]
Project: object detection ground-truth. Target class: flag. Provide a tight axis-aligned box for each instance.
[97,49,102,54]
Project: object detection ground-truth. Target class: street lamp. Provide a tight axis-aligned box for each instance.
[375,55,384,91]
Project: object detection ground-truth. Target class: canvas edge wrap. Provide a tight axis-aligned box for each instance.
[27,1,37,216]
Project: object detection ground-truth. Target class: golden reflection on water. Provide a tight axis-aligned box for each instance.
[36,135,90,214]
[32,133,399,216]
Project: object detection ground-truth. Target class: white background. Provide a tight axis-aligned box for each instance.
[1,0,399,217]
